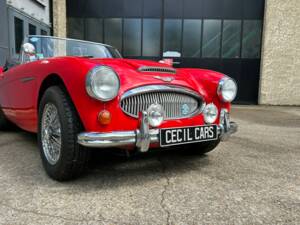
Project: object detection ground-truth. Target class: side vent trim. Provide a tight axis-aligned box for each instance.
[138,66,176,74]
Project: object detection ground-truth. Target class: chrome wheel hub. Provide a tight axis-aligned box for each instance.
[41,103,62,165]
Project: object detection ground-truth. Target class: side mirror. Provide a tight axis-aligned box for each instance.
[0,66,3,74]
[22,43,36,56]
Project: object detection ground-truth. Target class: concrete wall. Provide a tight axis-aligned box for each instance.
[7,0,51,26]
[0,0,9,66]
[52,0,66,37]
[259,0,300,105]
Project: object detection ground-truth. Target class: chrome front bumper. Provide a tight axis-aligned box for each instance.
[77,110,237,152]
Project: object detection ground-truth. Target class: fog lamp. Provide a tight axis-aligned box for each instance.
[98,110,111,125]
[203,103,218,124]
[147,104,164,127]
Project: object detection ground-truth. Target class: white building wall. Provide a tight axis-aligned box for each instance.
[52,0,66,37]
[6,0,51,26]
[259,0,300,105]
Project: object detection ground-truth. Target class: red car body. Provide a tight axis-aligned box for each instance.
[0,57,230,139]
[0,36,238,180]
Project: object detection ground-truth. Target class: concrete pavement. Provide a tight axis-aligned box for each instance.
[0,106,299,225]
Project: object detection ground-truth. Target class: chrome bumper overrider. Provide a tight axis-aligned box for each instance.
[77,110,238,152]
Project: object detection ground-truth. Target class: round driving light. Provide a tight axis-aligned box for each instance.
[147,104,164,127]
[86,66,120,101]
[217,77,237,102]
[203,103,218,124]
[98,110,111,125]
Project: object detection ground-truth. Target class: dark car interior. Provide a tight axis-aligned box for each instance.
[2,58,20,72]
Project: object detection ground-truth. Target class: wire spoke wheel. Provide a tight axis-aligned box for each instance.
[38,86,90,181]
[41,103,62,165]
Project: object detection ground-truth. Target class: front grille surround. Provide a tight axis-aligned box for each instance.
[120,85,205,120]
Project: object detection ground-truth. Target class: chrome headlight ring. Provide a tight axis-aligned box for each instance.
[217,77,238,103]
[86,66,120,102]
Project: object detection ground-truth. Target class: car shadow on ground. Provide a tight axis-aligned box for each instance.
[78,146,211,188]
[75,156,207,191]
[6,129,211,188]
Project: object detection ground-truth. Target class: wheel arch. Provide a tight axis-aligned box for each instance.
[37,74,66,109]
[37,74,85,130]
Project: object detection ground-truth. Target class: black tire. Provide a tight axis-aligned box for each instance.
[0,107,11,130]
[38,86,90,181]
[184,140,220,155]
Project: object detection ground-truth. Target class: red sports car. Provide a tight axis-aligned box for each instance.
[0,36,237,181]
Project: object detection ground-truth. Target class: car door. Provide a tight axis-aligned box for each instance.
[2,61,38,132]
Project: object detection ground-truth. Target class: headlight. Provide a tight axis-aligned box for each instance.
[203,103,218,124]
[86,66,120,101]
[217,77,237,102]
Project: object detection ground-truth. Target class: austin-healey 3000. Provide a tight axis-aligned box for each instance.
[0,36,237,181]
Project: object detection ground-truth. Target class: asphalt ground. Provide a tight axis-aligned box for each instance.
[0,105,299,225]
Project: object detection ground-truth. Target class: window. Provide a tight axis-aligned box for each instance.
[104,18,122,51]
[183,19,201,57]
[223,0,242,19]
[163,19,182,56]
[86,18,103,43]
[164,0,183,18]
[124,19,141,56]
[203,0,222,19]
[202,20,221,58]
[243,0,264,19]
[103,0,123,17]
[67,17,84,39]
[41,29,48,36]
[183,0,203,19]
[29,24,36,35]
[124,0,143,17]
[14,17,23,54]
[142,19,161,57]
[242,20,262,58]
[143,0,162,18]
[222,20,241,58]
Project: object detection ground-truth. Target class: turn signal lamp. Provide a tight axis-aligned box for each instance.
[98,110,111,125]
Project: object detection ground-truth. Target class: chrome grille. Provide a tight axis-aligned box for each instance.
[138,66,176,74]
[120,85,203,119]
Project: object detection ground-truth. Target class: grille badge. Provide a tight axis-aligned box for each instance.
[153,76,175,82]
[181,104,190,115]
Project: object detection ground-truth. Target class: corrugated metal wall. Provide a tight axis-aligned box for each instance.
[67,0,265,104]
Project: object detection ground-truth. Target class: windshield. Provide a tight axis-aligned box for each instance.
[27,35,122,59]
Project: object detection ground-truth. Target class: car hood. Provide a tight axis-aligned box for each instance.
[86,58,174,71]
[81,58,224,101]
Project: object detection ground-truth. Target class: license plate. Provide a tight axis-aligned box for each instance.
[160,125,218,147]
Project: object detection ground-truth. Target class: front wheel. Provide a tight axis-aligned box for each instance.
[38,86,89,181]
